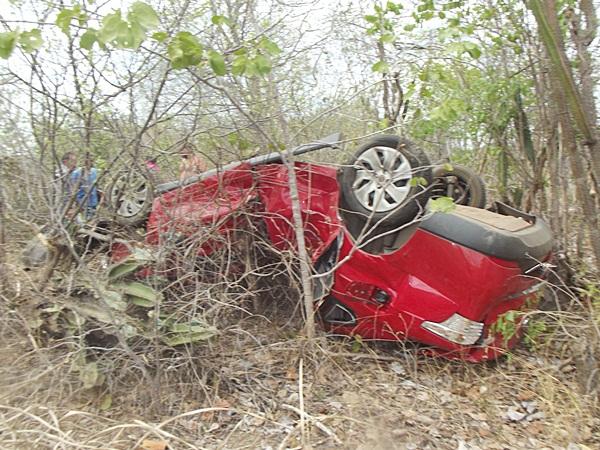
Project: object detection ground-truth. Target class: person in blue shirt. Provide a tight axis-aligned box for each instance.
[71,152,99,220]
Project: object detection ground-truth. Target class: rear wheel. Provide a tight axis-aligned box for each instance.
[432,164,486,208]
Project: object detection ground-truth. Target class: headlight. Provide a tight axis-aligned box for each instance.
[421,313,484,346]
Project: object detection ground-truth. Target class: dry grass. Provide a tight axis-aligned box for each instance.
[1,221,599,449]
[1,280,599,449]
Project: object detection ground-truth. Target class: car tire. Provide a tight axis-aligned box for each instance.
[339,135,433,229]
[105,169,154,227]
[432,164,486,208]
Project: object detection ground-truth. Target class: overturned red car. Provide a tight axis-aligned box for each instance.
[108,134,553,362]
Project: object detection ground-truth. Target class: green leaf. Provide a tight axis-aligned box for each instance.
[442,163,454,172]
[244,59,259,77]
[97,11,125,44]
[364,14,379,24]
[103,289,127,311]
[253,54,272,75]
[107,260,144,280]
[231,55,248,75]
[79,362,100,389]
[211,15,231,26]
[128,1,159,30]
[417,0,434,12]
[379,32,395,43]
[112,281,160,303]
[113,20,132,47]
[124,21,146,48]
[259,37,281,56]
[429,196,456,213]
[56,8,75,35]
[99,394,112,410]
[151,31,168,42]
[77,11,88,27]
[208,50,226,76]
[0,31,19,58]
[66,301,113,324]
[372,60,389,73]
[463,42,481,59]
[119,324,140,339]
[443,1,462,10]
[80,29,97,50]
[169,322,213,333]
[386,1,403,13]
[167,31,203,69]
[19,29,43,52]
[409,176,428,187]
[162,325,217,346]
[130,296,154,307]
[448,41,481,59]
[351,334,363,353]
[162,333,213,346]
[403,24,416,32]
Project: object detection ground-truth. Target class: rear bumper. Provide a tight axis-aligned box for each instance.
[427,285,543,362]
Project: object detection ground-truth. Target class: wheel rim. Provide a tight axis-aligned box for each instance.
[110,173,149,218]
[352,146,413,213]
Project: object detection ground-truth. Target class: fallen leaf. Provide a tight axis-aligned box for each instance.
[517,390,535,401]
[285,366,298,380]
[526,422,544,435]
[214,398,231,409]
[477,427,491,438]
[466,385,481,399]
[140,440,168,450]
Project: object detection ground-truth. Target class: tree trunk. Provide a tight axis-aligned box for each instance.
[529,0,600,272]
[567,0,600,194]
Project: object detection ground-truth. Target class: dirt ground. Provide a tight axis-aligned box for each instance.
[1,308,598,450]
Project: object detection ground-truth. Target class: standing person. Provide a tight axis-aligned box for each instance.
[57,152,77,179]
[72,152,100,221]
[145,156,162,184]
[179,144,207,181]
[55,151,78,212]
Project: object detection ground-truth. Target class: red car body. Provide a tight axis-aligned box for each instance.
[140,160,551,362]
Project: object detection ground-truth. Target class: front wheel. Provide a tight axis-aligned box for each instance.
[105,169,154,227]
